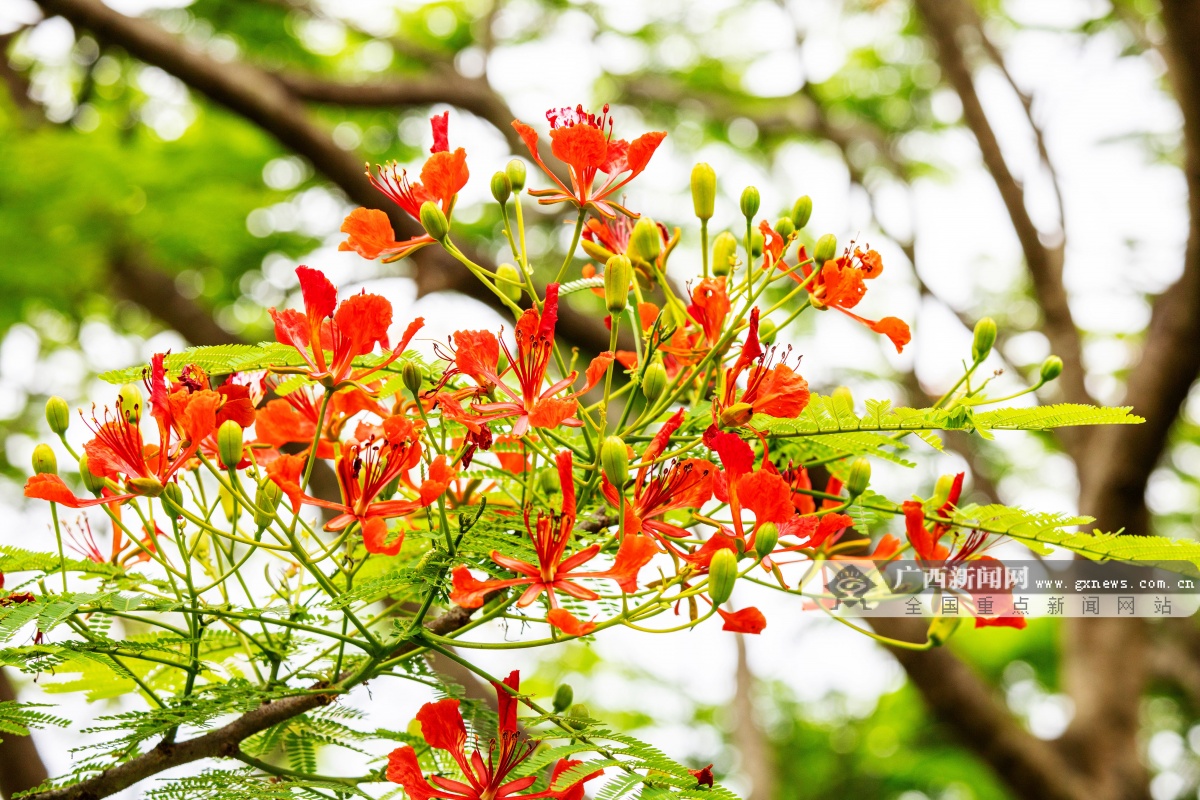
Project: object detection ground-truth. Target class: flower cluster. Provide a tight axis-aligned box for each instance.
[22,107,1026,632]
[14,101,1095,796]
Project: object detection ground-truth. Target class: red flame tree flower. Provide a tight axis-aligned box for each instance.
[340,111,470,262]
[269,265,423,389]
[387,670,602,800]
[513,104,665,218]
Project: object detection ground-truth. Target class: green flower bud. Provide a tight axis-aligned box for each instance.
[708,549,739,605]
[813,233,838,266]
[932,474,956,509]
[79,455,104,495]
[505,159,526,192]
[758,318,778,346]
[847,457,871,497]
[774,216,795,241]
[1040,355,1064,384]
[739,186,760,219]
[495,263,523,302]
[46,396,71,435]
[419,201,449,241]
[642,360,668,403]
[402,360,424,397]
[719,402,754,428]
[218,484,236,523]
[750,230,764,258]
[32,444,57,476]
[791,195,813,230]
[216,420,244,470]
[490,171,512,205]
[539,468,560,496]
[604,255,632,315]
[566,704,591,730]
[580,237,616,264]
[711,231,738,277]
[972,317,997,363]
[161,481,185,517]
[255,479,283,529]
[600,436,630,488]
[553,684,574,713]
[128,476,165,498]
[832,385,854,413]
[927,615,962,647]
[754,522,779,560]
[627,217,662,265]
[119,383,143,424]
[691,162,716,220]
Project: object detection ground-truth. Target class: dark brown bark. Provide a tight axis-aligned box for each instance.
[730,635,775,800]
[273,71,528,157]
[911,0,1090,428]
[873,617,1096,800]
[34,0,613,356]
[0,671,49,800]
[877,2,1200,799]
[111,251,243,347]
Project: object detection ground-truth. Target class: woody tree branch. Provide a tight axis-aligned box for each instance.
[1055,1,1200,794]
[26,607,476,800]
[902,2,1146,797]
[271,71,531,158]
[871,617,1096,800]
[730,635,775,800]
[32,0,614,355]
[879,2,1200,798]
[912,0,1091,426]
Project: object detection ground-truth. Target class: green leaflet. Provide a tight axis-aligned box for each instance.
[97,342,428,384]
[875,501,1200,575]
[144,768,373,800]
[753,395,1144,441]
[0,701,70,742]
[520,729,741,800]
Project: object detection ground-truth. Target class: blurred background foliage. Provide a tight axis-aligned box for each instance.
[3,0,1200,799]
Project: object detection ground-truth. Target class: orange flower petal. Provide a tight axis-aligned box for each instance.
[869,316,911,354]
[718,606,767,634]
[338,207,403,260]
[547,608,597,636]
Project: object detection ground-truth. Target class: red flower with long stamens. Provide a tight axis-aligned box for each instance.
[386,670,602,800]
[254,381,384,459]
[716,308,810,428]
[343,112,469,262]
[705,428,793,548]
[901,474,1024,629]
[26,363,225,507]
[600,411,715,551]
[782,244,911,353]
[53,355,221,498]
[269,266,423,389]
[769,464,854,551]
[450,285,614,437]
[451,452,656,635]
[294,416,455,555]
[686,278,730,350]
[64,517,106,564]
[901,473,964,562]
[513,104,666,218]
